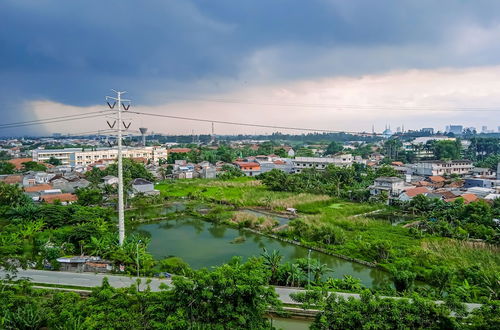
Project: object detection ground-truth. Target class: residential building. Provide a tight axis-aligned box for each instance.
[464,178,500,189]
[399,187,431,201]
[412,160,473,176]
[234,161,261,176]
[32,146,167,166]
[369,177,407,197]
[40,192,78,205]
[102,175,119,185]
[292,154,354,173]
[131,178,159,196]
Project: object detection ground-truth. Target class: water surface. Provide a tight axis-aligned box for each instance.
[133,217,390,288]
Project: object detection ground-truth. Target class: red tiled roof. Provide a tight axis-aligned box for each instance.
[24,184,53,192]
[428,176,446,183]
[404,187,430,197]
[460,193,479,204]
[41,193,78,204]
[1,175,22,184]
[169,148,191,153]
[391,161,404,166]
[234,161,260,170]
[273,160,286,165]
[8,158,33,170]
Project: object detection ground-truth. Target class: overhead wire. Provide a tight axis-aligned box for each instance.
[128,110,382,136]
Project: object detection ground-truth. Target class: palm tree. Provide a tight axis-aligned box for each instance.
[261,249,282,284]
[312,262,333,283]
[287,264,305,287]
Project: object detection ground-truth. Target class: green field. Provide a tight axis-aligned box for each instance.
[156,178,500,300]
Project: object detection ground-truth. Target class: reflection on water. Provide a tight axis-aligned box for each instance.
[270,317,312,330]
[133,217,391,288]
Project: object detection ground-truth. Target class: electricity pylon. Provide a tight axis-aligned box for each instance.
[106,90,131,246]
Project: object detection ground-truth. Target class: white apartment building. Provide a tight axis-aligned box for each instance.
[412,160,473,176]
[32,146,168,166]
[292,154,354,173]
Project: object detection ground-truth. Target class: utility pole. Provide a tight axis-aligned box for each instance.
[106,90,131,246]
[307,249,311,287]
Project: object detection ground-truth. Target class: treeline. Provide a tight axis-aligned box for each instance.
[0,258,280,329]
[400,195,500,243]
[258,165,399,201]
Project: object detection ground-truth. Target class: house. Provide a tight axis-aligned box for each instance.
[169,148,192,154]
[0,174,22,185]
[464,178,499,189]
[369,177,407,197]
[40,193,78,205]
[464,187,495,198]
[292,154,354,173]
[24,184,53,194]
[258,158,293,174]
[7,157,35,170]
[56,256,113,273]
[131,178,159,196]
[50,176,90,193]
[399,187,431,201]
[412,160,473,176]
[102,175,119,185]
[233,161,261,176]
[22,172,57,187]
[471,167,495,177]
[199,165,217,179]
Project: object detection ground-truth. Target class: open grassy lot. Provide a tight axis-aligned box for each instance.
[156,178,332,210]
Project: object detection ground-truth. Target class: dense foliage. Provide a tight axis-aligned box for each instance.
[401,195,500,243]
[258,164,399,200]
[0,257,281,329]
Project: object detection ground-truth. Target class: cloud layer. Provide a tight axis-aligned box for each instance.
[2,1,500,135]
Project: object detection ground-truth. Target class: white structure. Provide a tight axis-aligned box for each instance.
[32,146,167,167]
[131,178,159,197]
[412,160,473,176]
[292,154,354,173]
[369,177,407,197]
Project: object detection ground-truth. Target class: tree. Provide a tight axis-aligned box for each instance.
[324,141,343,155]
[0,182,31,208]
[261,249,283,284]
[217,164,244,179]
[0,161,15,174]
[170,257,281,328]
[21,161,46,172]
[311,291,456,329]
[391,260,416,293]
[75,187,104,206]
[433,139,461,160]
[46,156,62,166]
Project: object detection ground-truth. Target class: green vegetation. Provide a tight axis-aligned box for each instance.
[0,161,15,174]
[155,177,499,303]
[21,161,46,172]
[0,257,281,329]
[293,290,499,329]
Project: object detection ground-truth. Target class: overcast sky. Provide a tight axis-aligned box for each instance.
[2,0,500,136]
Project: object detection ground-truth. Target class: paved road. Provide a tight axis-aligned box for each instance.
[1,269,482,313]
[1,269,171,292]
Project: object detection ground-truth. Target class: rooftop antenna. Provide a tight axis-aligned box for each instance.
[139,127,148,146]
[105,89,131,246]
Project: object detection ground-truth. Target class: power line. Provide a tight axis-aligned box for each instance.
[129,110,382,136]
[0,112,108,130]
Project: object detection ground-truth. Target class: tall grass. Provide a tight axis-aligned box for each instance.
[421,238,500,270]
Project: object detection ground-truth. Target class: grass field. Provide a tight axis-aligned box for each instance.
[155,178,500,295]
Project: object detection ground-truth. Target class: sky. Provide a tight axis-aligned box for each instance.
[2,0,500,136]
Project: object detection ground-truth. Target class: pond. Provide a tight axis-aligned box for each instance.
[132,216,391,288]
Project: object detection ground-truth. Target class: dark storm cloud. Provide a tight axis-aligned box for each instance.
[1,0,500,134]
